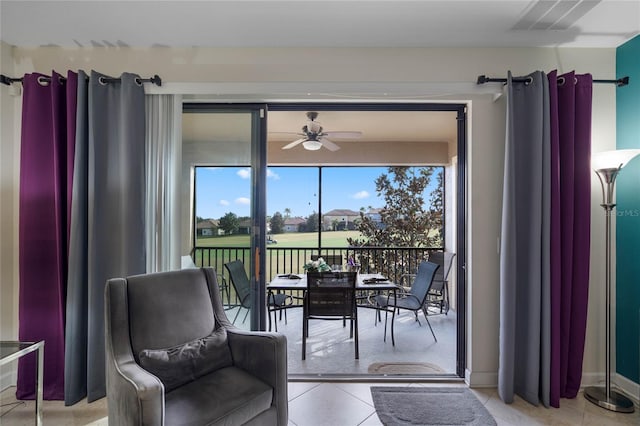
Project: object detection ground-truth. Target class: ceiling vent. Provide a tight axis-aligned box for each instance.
[512,0,601,30]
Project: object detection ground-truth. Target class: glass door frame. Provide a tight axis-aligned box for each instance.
[183,103,268,331]
[184,101,467,378]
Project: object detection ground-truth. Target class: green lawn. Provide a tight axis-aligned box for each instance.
[196,230,362,248]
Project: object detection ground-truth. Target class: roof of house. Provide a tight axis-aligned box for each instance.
[196,219,218,229]
[324,209,360,217]
[284,217,306,225]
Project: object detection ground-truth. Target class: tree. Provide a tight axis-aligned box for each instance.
[347,166,443,276]
[219,212,239,235]
[304,212,319,232]
[283,208,291,219]
[428,169,444,246]
[270,212,285,234]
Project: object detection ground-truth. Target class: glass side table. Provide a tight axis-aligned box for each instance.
[0,341,44,425]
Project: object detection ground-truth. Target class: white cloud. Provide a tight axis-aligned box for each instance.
[235,197,250,205]
[219,199,230,206]
[352,190,370,199]
[267,169,280,180]
[237,168,251,179]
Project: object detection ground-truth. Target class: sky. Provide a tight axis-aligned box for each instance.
[195,166,440,220]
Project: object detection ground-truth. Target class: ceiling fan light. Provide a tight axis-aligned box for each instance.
[302,140,323,151]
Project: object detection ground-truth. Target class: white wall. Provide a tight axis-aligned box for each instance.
[0,46,617,389]
[0,41,20,389]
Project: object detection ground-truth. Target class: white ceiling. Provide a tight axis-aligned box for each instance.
[3,1,638,152]
[1,0,639,49]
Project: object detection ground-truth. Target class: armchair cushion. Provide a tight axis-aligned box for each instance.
[165,366,273,426]
[139,327,233,392]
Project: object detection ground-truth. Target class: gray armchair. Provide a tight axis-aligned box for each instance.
[105,267,288,425]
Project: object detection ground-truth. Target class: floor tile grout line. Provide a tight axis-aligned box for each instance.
[358,411,380,426]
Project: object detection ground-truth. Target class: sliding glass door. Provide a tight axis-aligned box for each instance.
[182,104,267,331]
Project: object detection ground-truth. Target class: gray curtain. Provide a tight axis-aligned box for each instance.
[65,70,89,406]
[498,71,551,407]
[65,71,146,404]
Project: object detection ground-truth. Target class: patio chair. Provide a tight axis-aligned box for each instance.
[224,260,292,326]
[105,267,288,425]
[427,252,456,314]
[303,271,358,360]
[374,261,440,342]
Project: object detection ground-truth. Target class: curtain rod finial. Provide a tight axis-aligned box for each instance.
[476,75,488,85]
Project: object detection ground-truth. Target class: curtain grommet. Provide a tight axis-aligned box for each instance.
[37,76,49,86]
[98,76,108,86]
[134,77,143,87]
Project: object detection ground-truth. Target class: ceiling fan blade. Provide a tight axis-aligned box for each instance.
[319,137,341,151]
[269,131,305,135]
[322,131,362,139]
[282,138,307,150]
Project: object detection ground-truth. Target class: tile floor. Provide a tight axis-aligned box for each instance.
[1,382,638,425]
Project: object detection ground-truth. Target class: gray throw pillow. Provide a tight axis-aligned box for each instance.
[138,327,233,392]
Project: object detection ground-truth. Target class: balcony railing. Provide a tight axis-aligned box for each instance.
[193,246,442,308]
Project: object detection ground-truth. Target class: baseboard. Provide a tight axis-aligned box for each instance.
[463,369,639,404]
[614,373,640,405]
[465,369,498,388]
[580,372,638,401]
[579,372,601,387]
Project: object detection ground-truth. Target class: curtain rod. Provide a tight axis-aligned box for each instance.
[0,74,162,87]
[476,74,629,87]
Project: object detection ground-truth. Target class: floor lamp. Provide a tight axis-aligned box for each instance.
[584,149,640,413]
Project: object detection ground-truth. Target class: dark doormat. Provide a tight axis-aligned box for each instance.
[370,387,497,425]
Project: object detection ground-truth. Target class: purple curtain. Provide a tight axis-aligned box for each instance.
[500,69,592,408]
[549,71,592,406]
[17,71,77,400]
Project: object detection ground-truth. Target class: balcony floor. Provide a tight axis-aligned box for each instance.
[230,303,458,377]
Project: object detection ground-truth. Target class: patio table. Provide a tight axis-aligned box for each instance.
[267,273,400,345]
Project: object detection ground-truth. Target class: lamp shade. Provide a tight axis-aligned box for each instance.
[302,140,323,151]
[592,149,640,171]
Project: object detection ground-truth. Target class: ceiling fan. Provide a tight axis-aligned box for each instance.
[276,112,362,151]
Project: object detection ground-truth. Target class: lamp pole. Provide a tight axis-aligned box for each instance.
[584,165,635,413]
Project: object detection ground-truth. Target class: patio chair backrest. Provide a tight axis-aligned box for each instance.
[306,271,357,317]
[428,252,455,292]
[409,261,440,304]
[224,260,251,308]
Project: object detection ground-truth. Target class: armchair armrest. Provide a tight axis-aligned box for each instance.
[106,278,164,425]
[107,358,164,425]
[227,330,288,425]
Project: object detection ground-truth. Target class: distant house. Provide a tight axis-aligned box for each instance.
[237,218,252,234]
[322,209,360,231]
[196,219,219,236]
[283,216,306,232]
[365,208,386,230]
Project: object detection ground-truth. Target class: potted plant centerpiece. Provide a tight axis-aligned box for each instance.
[303,257,332,273]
